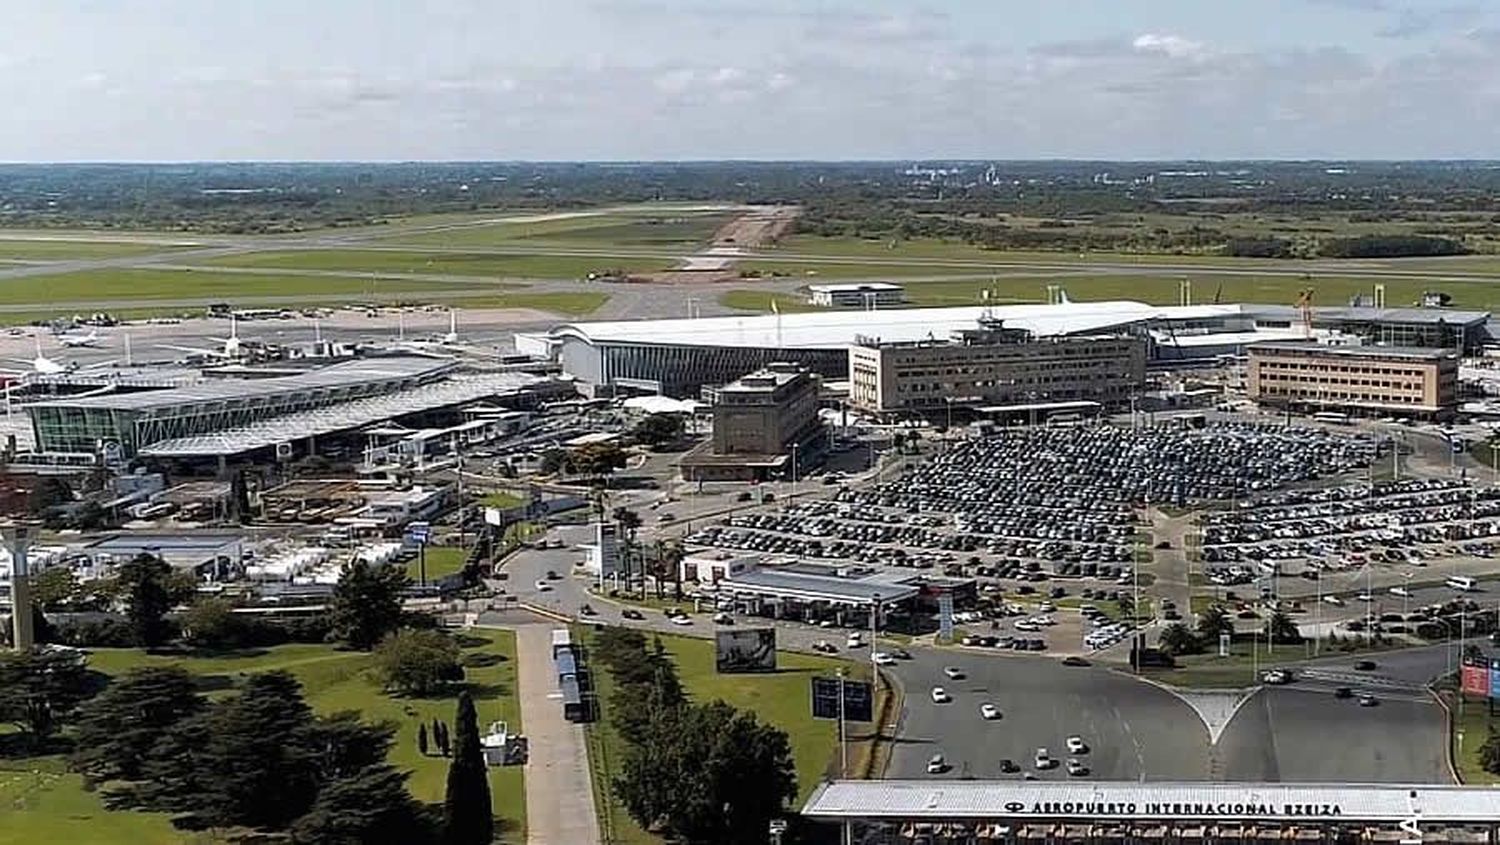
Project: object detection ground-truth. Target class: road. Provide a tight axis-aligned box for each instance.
[511,619,602,845]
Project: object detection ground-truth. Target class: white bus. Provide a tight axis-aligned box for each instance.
[1312,411,1352,426]
[1446,575,1478,593]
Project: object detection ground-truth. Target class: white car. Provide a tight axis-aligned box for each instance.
[1389,586,1411,598]
[712,612,733,624]
[669,615,692,626]
[980,703,1001,721]
[1322,595,1345,606]
[1357,592,1374,602]
[1066,758,1090,777]
[943,666,966,680]
[1038,602,1056,613]
[534,580,552,592]
[846,634,863,649]
[1034,748,1055,769]
[927,753,946,774]
[930,686,950,703]
[872,652,896,666]
[1066,735,1088,754]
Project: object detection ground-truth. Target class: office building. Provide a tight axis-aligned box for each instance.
[848,319,1147,416]
[807,282,905,308]
[1247,342,1459,419]
[681,362,823,482]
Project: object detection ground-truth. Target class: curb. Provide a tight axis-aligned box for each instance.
[1431,686,1463,785]
[518,602,574,624]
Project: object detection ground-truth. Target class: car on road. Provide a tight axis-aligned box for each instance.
[1358,693,1380,707]
[1065,736,1088,754]
[545,570,561,580]
[980,703,1000,721]
[872,652,896,666]
[891,648,913,660]
[998,758,1020,774]
[1354,659,1377,671]
[579,604,596,617]
[1034,748,1055,770]
[813,640,837,654]
[621,609,644,620]
[534,580,552,592]
[943,666,966,680]
[1334,687,1353,699]
[712,612,733,624]
[1061,656,1090,667]
[930,686,950,704]
[1322,595,1345,606]
[669,615,692,626]
[1261,668,1291,685]
[846,633,863,649]
[927,754,947,774]
[1066,758,1090,777]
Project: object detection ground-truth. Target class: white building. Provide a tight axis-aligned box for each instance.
[582,522,620,579]
[808,282,905,308]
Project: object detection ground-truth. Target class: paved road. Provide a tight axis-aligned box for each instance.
[511,621,601,845]
[885,650,1210,782]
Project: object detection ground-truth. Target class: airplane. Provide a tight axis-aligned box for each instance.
[393,309,464,353]
[0,336,111,377]
[57,328,104,348]
[159,313,250,360]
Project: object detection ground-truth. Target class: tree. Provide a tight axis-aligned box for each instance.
[1480,728,1500,776]
[1265,610,1302,645]
[115,554,190,648]
[28,475,73,514]
[437,720,451,757]
[375,629,463,697]
[72,666,205,786]
[1196,604,1233,643]
[291,763,437,845]
[568,442,627,484]
[614,507,643,596]
[632,413,685,448]
[0,649,98,739]
[418,722,430,756]
[442,691,493,845]
[30,566,80,611]
[180,596,250,650]
[329,560,408,650]
[1157,622,1203,656]
[537,448,567,476]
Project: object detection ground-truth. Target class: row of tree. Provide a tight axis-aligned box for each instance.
[1156,604,1302,657]
[595,627,797,845]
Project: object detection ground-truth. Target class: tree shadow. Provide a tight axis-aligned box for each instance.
[0,731,74,759]
[460,652,504,668]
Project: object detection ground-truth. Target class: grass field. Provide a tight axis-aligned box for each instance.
[1453,700,1500,784]
[202,249,668,281]
[583,630,861,845]
[481,491,527,510]
[0,267,496,306]
[0,239,193,261]
[407,545,468,582]
[470,291,610,316]
[378,210,731,250]
[718,289,823,314]
[0,632,526,844]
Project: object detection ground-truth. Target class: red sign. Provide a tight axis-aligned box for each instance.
[1461,661,1489,697]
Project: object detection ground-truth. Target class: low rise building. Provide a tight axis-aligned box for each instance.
[1247,342,1459,419]
[808,282,905,308]
[681,362,824,482]
[848,319,1147,416]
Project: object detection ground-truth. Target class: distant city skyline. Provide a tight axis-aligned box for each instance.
[5,0,1500,161]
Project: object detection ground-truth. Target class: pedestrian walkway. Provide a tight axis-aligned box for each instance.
[513,621,601,845]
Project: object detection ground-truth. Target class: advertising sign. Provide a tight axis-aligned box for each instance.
[938,593,954,640]
[715,628,776,674]
[1461,656,1489,697]
[811,677,874,723]
[1490,659,1500,701]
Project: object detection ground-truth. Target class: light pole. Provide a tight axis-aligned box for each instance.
[1402,572,1412,620]
[870,593,881,691]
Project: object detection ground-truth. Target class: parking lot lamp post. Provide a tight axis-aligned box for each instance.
[1365,564,1374,647]
[788,442,799,512]
[835,667,848,777]
[1403,572,1412,619]
[869,594,880,691]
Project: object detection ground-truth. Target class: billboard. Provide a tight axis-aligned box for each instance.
[1461,656,1489,697]
[715,628,776,674]
[1492,659,1500,701]
[811,677,874,723]
[938,594,954,640]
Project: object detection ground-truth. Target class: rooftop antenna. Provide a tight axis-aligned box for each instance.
[124,332,132,367]
[771,297,783,348]
[1374,283,1387,310]
[981,288,994,322]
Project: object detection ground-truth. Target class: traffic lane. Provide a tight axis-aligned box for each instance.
[1286,639,1485,686]
[1216,688,1448,783]
[886,651,1209,782]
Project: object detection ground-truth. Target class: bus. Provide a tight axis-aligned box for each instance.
[1313,411,1352,426]
[1447,575,1478,592]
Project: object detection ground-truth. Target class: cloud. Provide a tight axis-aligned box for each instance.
[1132,33,1206,60]
[1378,4,1484,38]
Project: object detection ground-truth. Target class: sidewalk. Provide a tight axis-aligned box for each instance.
[513,622,601,845]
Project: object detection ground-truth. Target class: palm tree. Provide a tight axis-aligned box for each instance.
[1265,610,1302,645]
[614,507,643,597]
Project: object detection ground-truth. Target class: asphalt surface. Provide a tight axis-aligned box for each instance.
[885,650,1210,782]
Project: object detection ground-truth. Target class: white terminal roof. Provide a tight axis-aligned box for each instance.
[551,301,1164,350]
[803,780,1500,823]
[137,372,544,457]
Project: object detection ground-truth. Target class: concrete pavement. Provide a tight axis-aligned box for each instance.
[512,621,601,845]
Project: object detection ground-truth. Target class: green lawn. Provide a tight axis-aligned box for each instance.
[718,289,823,314]
[0,239,193,261]
[0,632,526,844]
[582,630,862,844]
[0,267,493,306]
[1453,699,1500,784]
[476,291,610,317]
[482,491,527,510]
[202,249,667,281]
[407,545,469,582]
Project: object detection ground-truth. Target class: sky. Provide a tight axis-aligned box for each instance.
[4,0,1500,161]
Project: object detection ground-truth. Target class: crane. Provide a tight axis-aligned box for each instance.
[1295,288,1315,338]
